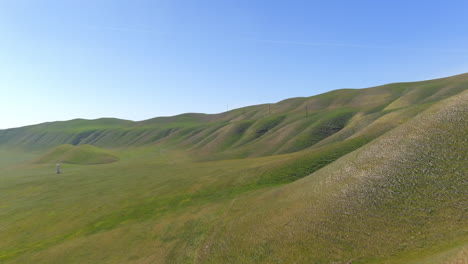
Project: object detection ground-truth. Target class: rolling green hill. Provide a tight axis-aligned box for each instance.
[0,73,466,263]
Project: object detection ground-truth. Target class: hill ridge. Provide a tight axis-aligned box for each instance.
[1,73,466,160]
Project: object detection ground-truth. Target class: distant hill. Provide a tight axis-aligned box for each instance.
[1,73,467,159]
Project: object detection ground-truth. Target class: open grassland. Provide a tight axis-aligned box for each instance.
[0,147,291,263]
[0,74,467,263]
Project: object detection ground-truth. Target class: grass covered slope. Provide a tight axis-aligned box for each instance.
[35,144,119,165]
[0,73,467,263]
[198,90,468,263]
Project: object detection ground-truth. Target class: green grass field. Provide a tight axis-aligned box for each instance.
[0,74,467,263]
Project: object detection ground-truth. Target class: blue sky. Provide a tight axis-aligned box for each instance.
[1,0,467,129]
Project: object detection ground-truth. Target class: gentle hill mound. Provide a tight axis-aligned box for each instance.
[35,144,119,165]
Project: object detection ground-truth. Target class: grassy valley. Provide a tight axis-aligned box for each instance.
[0,74,467,263]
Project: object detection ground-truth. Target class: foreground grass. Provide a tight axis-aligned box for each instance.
[0,147,291,263]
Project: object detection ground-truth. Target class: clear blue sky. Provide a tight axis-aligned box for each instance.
[1,0,467,129]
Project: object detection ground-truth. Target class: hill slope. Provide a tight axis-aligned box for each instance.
[197,89,468,263]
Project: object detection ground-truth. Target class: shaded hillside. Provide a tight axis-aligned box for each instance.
[1,73,467,160]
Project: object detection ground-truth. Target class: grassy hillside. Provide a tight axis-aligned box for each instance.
[0,73,466,263]
[197,89,468,264]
